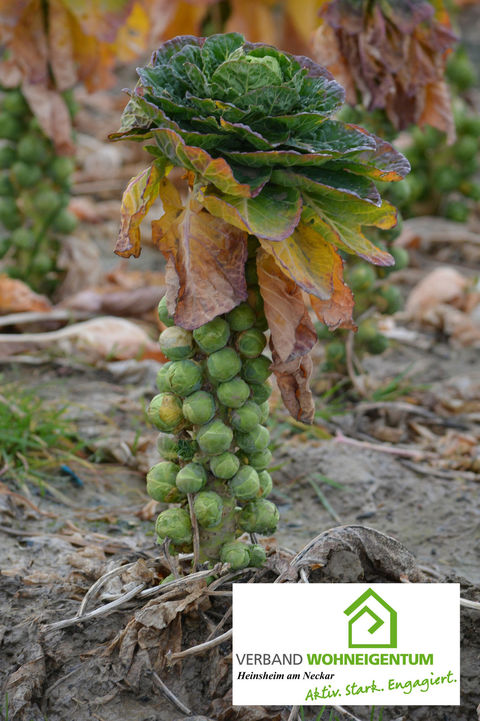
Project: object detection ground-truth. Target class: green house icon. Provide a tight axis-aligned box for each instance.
[344,588,397,649]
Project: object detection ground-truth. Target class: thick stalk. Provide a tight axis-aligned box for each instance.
[146,246,279,570]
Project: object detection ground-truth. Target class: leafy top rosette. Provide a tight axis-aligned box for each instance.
[111,33,409,421]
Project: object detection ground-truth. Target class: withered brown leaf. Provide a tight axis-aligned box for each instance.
[271,350,315,424]
[257,249,317,363]
[152,195,248,329]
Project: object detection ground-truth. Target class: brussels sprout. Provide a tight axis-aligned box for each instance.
[373,285,403,315]
[11,228,35,250]
[346,265,376,293]
[156,507,192,545]
[230,400,261,432]
[217,376,250,408]
[159,326,194,360]
[182,390,216,425]
[196,418,233,455]
[193,317,230,353]
[258,401,269,425]
[146,462,182,502]
[245,257,258,284]
[0,197,21,230]
[158,435,198,462]
[226,302,255,331]
[49,155,75,185]
[236,425,270,454]
[3,90,29,116]
[0,145,16,169]
[248,543,267,567]
[242,355,271,385]
[52,209,78,234]
[366,333,389,355]
[12,161,42,188]
[158,295,174,327]
[156,361,173,392]
[433,167,459,193]
[236,328,266,358]
[238,498,279,534]
[258,470,273,498]
[220,541,251,569]
[325,341,346,365]
[31,252,53,273]
[455,135,478,163]
[445,200,469,223]
[32,189,60,215]
[248,448,272,471]
[194,490,223,528]
[157,432,180,461]
[210,451,240,479]
[229,465,260,500]
[357,323,376,349]
[176,462,207,493]
[17,134,49,164]
[390,246,409,271]
[167,359,203,396]
[0,113,21,141]
[250,381,272,405]
[0,175,13,196]
[207,347,242,382]
[147,392,184,432]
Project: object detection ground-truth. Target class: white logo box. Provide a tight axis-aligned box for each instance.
[232,583,460,706]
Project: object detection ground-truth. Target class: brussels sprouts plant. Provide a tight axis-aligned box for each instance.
[0,87,77,293]
[111,33,408,569]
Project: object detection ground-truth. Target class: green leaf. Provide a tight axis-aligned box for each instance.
[201,184,302,241]
[201,33,245,76]
[301,194,396,267]
[211,57,283,98]
[271,167,381,205]
[324,134,411,181]
[152,128,254,197]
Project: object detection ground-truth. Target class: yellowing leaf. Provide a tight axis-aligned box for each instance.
[152,201,248,329]
[259,221,344,300]
[201,185,302,241]
[301,200,395,266]
[257,248,317,363]
[115,164,163,258]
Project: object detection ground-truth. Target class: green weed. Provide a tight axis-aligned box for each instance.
[0,375,84,488]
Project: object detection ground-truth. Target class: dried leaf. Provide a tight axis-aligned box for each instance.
[22,83,75,155]
[313,22,356,103]
[0,317,166,362]
[152,199,248,329]
[317,0,456,133]
[309,251,356,331]
[48,0,77,91]
[405,266,468,320]
[115,164,164,258]
[0,275,51,314]
[271,350,315,423]
[417,79,455,144]
[257,249,317,362]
